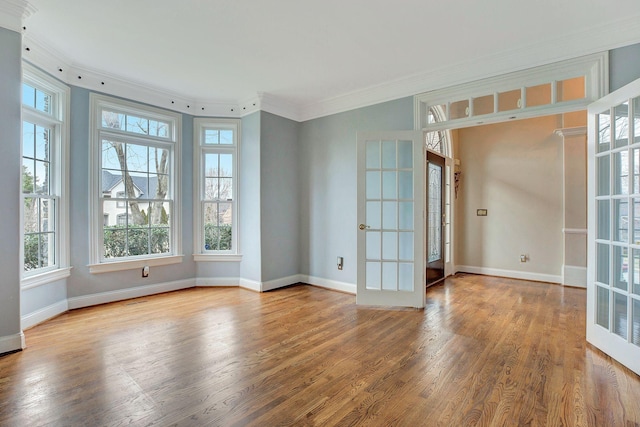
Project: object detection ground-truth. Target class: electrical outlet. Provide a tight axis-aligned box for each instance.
[520,255,527,263]
[337,256,343,270]
[142,265,149,277]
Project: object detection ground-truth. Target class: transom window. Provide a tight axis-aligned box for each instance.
[89,94,182,271]
[194,119,240,260]
[21,64,69,281]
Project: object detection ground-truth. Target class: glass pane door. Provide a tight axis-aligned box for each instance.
[588,78,640,376]
[427,152,445,286]
[357,131,424,308]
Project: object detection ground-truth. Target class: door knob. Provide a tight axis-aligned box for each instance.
[359,224,370,230]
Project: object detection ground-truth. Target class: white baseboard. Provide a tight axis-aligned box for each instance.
[239,278,262,292]
[196,277,240,287]
[67,278,195,310]
[262,274,305,291]
[562,265,587,288]
[455,265,562,284]
[21,299,69,330]
[0,332,25,354]
[300,275,357,295]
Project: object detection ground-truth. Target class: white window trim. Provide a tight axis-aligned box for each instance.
[88,93,183,272]
[193,118,241,261]
[414,52,609,131]
[21,62,70,290]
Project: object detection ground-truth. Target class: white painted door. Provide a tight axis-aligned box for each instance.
[357,131,425,308]
[587,77,640,376]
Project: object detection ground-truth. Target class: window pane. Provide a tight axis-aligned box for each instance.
[598,110,611,153]
[613,245,629,291]
[35,125,50,162]
[633,299,640,346]
[597,200,610,240]
[366,140,380,168]
[149,120,169,138]
[366,171,381,199]
[149,202,170,226]
[22,159,35,193]
[102,110,125,130]
[35,89,51,114]
[382,232,397,260]
[613,292,628,339]
[102,140,123,171]
[634,97,640,145]
[128,228,150,256]
[449,99,469,120]
[398,171,412,199]
[614,102,630,149]
[597,155,610,196]
[614,199,628,243]
[382,171,397,199]
[150,227,170,254]
[596,286,610,329]
[382,262,398,291]
[634,149,640,194]
[634,199,640,244]
[23,122,35,158]
[220,130,233,145]
[633,249,640,296]
[556,76,585,102]
[597,243,609,284]
[23,197,38,233]
[205,129,219,144]
[382,201,397,229]
[366,262,381,290]
[22,83,35,108]
[526,84,551,107]
[397,141,412,169]
[398,232,413,261]
[366,231,381,259]
[382,141,396,169]
[34,160,50,195]
[498,89,521,112]
[398,263,413,291]
[366,201,381,230]
[126,143,149,173]
[103,228,126,258]
[219,154,233,177]
[613,150,629,195]
[399,202,413,230]
[472,94,494,116]
[148,174,168,200]
[126,115,150,135]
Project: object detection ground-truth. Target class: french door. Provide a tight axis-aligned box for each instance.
[588,77,640,376]
[356,131,425,308]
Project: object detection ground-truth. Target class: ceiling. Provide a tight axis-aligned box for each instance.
[17,0,640,120]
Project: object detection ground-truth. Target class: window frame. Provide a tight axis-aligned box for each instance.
[88,94,183,273]
[21,63,71,289]
[193,118,242,262]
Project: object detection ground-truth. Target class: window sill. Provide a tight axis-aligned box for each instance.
[89,255,184,274]
[21,267,72,290]
[193,254,243,262]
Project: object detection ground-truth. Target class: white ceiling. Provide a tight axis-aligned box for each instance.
[17,0,640,120]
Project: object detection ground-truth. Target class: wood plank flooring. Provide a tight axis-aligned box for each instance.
[1,274,640,426]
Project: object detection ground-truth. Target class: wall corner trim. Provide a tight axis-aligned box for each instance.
[300,275,357,295]
[67,278,195,310]
[21,299,68,330]
[455,265,562,285]
[0,331,25,354]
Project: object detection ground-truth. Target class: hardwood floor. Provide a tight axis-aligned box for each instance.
[1,274,640,426]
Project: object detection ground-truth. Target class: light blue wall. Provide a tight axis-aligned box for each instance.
[610,43,640,92]
[239,112,262,283]
[260,112,300,282]
[0,27,22,344]
[298,98,415,285]
[21,280,67,316]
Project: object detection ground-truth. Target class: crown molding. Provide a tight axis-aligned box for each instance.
[19,12,640,123]
[297,14,640,122]
[0,0,35,32]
